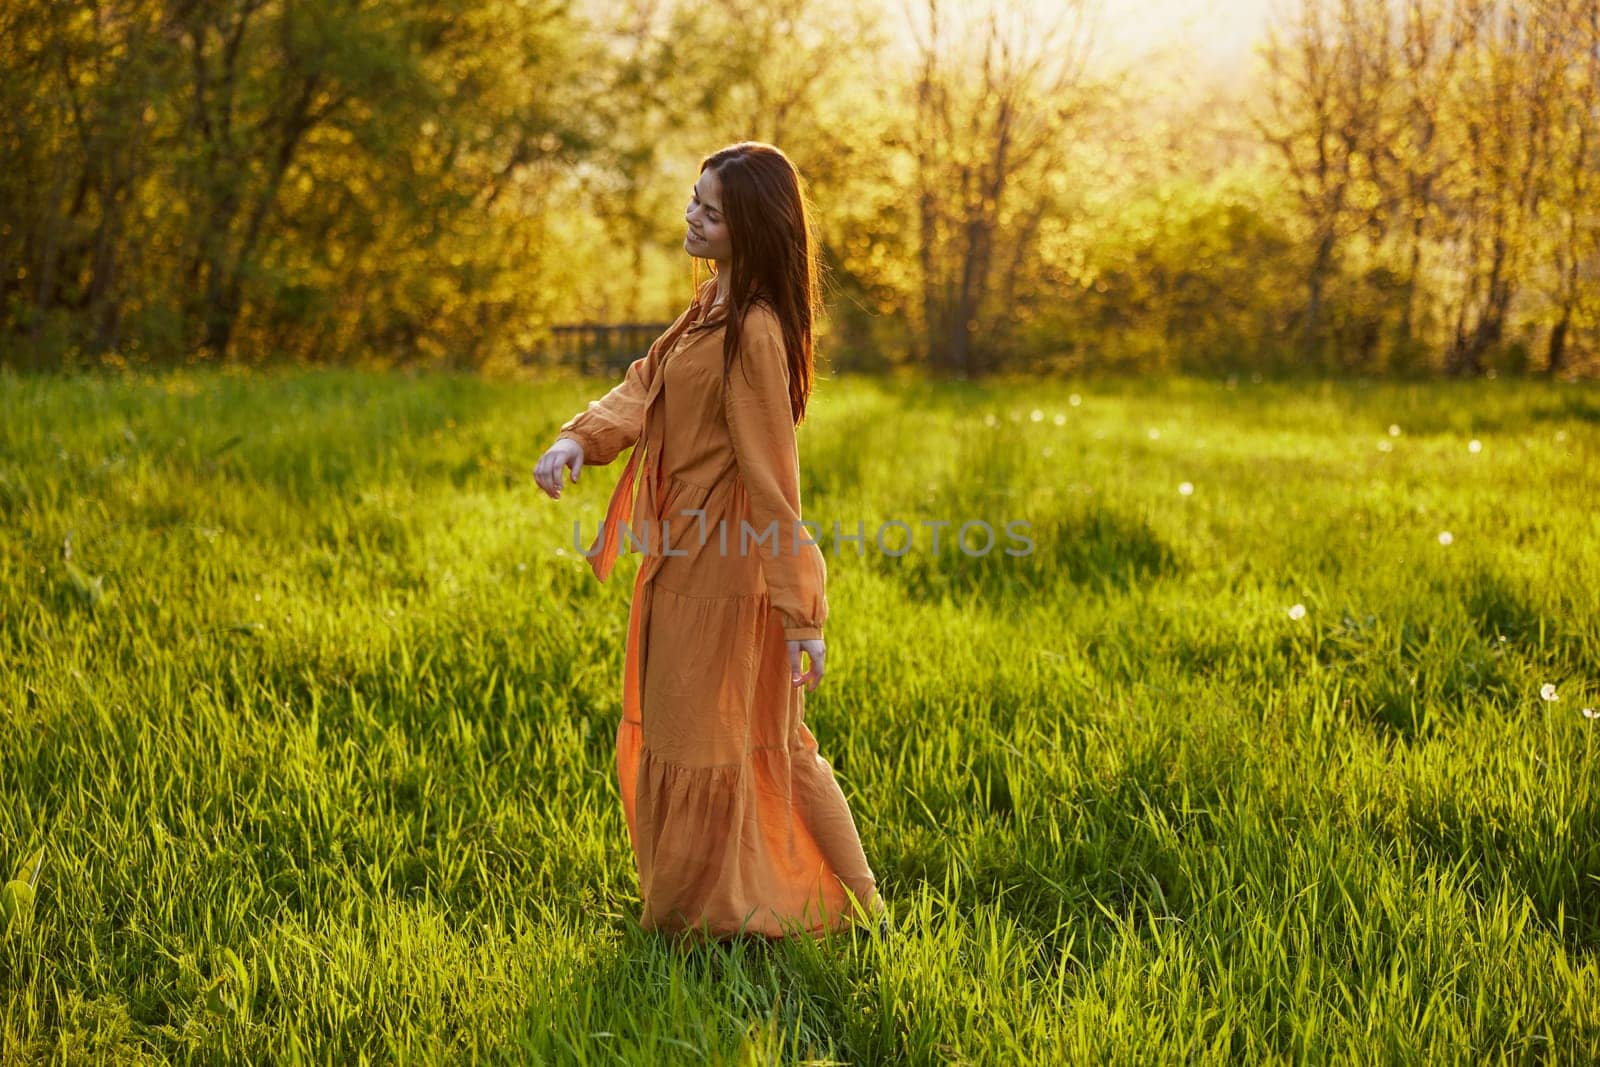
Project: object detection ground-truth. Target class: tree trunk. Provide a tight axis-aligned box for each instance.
[1546,314,1568,376]
[1302,227,1336,365]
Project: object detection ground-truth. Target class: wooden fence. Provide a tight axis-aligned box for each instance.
[530,323,671,376]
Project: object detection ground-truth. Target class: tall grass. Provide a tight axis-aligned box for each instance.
[1,364,1596,1063]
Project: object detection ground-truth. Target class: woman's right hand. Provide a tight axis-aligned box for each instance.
[534,437,585,500]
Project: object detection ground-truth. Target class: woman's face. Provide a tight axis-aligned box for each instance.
[684,169,733,263]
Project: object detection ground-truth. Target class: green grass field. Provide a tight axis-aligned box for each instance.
[1,364,1597,1063]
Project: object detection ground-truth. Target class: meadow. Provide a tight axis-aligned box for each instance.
[1,364,1597,1064]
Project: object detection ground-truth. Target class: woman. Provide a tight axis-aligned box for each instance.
[533,142,887,945]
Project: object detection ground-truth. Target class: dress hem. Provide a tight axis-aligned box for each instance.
[616,716,881,941]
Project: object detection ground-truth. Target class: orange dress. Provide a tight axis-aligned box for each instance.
[557,277,880,942]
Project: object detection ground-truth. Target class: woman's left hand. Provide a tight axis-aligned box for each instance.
[788,639,825,692]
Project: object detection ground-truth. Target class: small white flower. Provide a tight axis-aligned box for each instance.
[1468,439,1482,453]
[984,413,998,427]
[1582,707,1598,719]
[1287,603,1307,620]
[1148,428,1161,440]
[1030,409,1044,422]
[555,547,567,557]
[1540,683,1558,702]
[1437,531,1453,545]
[1555,430,1568,443]
[517,562,528,572]
[1069,394,1082,407]
[1053,413,1066,426]
[1377,440,1393,453]
[1389,424,1402,437]
[1041,446,1054,458]
[1178,481,1194,496]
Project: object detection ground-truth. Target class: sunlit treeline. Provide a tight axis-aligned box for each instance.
[1,0,1596,377]
[1256,0,1600,376]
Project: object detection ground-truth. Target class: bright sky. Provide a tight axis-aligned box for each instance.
[881,0,1279,88]
[1087,0,1277,72]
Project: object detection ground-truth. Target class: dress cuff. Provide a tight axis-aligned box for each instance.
[783,625,823,642]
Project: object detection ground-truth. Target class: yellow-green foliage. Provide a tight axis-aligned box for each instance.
[7,1,1597,379]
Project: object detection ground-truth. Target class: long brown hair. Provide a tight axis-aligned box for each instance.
[688,142,820,426]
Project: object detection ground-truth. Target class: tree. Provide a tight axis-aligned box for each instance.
[1536,0,1600,376]
[1437,0,1565,374]
[0,0,588,370]
[1377,0,1466,359]
[904,0,1096,378]
[1254,0,1398,368]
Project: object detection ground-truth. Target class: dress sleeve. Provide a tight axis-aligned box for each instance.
[555,296,701,466]
[723,312,828,642]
